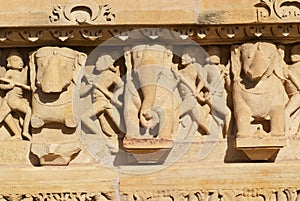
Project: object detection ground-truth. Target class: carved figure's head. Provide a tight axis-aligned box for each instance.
[7,50,24,70]
[291,44,300,63]
[30,47,86,93]
[206,46,221,65]
[95,55,115,72]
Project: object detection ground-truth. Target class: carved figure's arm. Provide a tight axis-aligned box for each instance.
[289,70,300,91]
[0,78,14,90]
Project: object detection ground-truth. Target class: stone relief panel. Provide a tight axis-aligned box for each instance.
[0,29,297,167]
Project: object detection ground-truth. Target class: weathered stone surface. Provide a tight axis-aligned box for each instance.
[0,0,298,200]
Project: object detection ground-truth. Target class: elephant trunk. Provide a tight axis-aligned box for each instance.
[246,49,269,81]
[39,56,71,93]
[140,84,157,128]
[135,66,161,128]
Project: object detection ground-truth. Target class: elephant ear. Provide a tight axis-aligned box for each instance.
[29,51,37,91]
[230,45,242,82]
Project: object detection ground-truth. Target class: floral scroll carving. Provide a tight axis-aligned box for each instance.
[49,3,115,25]
[256,0,300,22]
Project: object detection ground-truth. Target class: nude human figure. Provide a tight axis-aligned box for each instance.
[83,55,123,137]
[175,51,211,135]
[283,44,300,131]
[0,50,31,140]
[203,46,231,136]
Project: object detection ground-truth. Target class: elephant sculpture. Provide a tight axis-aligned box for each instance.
[123,44,181,149]
[231,42,286,138]
[29,47,86,165]
[29,47,87,128]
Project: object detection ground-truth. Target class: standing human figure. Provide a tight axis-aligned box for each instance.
[0,50,31,140]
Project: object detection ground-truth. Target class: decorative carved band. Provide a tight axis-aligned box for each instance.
[0,188,299,201]
[1,24,300,47]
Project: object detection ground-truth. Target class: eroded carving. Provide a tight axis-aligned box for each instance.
[30,47,86,128]
[204,46,231,136]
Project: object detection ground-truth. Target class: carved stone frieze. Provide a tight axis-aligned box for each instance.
[0,192,113,201]
[122,188,300,201]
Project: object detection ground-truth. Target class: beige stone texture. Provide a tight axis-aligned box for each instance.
[0,0,298,200]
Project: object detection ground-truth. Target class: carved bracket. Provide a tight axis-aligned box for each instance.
[19,30,43,42]
[80,28,103,41]
[50,29,74,41]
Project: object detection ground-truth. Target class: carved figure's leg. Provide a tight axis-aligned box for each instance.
[4,114,22,139]
[0,99,12,123]
[81,106,101,134]
[285,93,300,131]
[223,106,232,137]
[270,105,285,136]
[235,107,251,138]
[7,96,32,140]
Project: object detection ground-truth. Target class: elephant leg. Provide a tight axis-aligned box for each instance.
[193,105,210,135]
[65,103,78,128]
[235,107,251,138]
[31,114,45,128]
[270,105,285,136]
